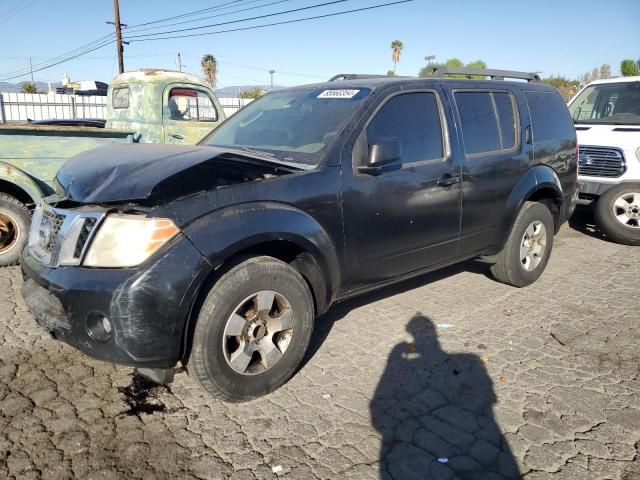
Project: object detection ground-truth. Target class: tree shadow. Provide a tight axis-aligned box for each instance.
[371,313,520,480]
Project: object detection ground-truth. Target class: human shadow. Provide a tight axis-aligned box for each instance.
[371,314,520,480]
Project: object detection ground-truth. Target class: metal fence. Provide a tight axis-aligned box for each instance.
[0,92,252,123]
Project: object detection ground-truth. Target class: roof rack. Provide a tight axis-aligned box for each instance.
[328,73,393,81]
[428,66,541,82]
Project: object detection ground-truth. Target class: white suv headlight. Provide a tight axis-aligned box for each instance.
[84,214,179,268]
[636,146,640,162]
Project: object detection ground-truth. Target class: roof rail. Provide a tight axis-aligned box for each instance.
[428,66,541,82]
[328,73,393,81]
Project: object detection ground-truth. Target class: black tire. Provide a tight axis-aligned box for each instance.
[188,256,314,402]
[0,194,31,267]
[594,183,640,246]
[490,201,555,287]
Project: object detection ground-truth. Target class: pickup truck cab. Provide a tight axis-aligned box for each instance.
[0,69,224,265]
[568,76,640,245]
[21,70,577,402]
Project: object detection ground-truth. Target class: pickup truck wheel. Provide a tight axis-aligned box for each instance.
[188,256,314,402]
[490,201,554,287]
[594,184,640,246]
[0,194,30,267]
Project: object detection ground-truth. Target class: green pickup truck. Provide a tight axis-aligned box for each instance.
[0,68,225,265]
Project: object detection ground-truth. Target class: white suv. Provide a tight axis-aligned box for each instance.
[568,76,640,245]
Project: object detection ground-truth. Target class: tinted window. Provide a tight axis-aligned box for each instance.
[168,88,218,122]
[525,91,575,142]
[455,92,501,155]
[494,92,517,149]
[112,87,129,109]
[366,92,444,164]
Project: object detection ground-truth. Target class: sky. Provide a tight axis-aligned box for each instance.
[0,0,638,88]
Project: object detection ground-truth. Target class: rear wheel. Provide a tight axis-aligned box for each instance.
[188,256,314,402]
[0,194,31,267]
[490,201,555,287]
[595,183,640,246]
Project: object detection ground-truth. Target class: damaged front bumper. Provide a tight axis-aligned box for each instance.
[20,234,211,369]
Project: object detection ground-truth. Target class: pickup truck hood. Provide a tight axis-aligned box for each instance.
[56,144,297,203]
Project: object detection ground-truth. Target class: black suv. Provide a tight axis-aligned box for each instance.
[21,69,578,402]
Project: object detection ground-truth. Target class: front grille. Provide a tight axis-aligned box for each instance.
[29,204,104,267]
[578,146,626,178]
[40,209,66,253]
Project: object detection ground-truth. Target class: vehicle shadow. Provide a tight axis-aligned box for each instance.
[568,205,609,241]
[371,313,520,479]
[303,260,490,366]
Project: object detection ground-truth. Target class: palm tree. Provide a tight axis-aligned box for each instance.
[390,40,404,74]
[201,54,218,88]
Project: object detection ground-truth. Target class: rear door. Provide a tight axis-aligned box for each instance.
[163,85,222,144]
[446,85,531,254]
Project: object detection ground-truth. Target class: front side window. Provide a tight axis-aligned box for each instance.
[455,91,518,155]
[568,81,640,125]
[168,88,218,122]
[366,92,444,164]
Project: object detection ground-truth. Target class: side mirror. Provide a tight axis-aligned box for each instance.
[358,137,402,175]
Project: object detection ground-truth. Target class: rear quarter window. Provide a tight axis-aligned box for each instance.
[112,87,129,109]
[525,91,575,142]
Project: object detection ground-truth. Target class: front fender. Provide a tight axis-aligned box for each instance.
[183,202,341,312]
[0,161,47,204]
[498,165,563,245]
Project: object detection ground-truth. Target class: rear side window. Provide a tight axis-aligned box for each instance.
[454,91,518,155]
[525,91,575,142]
[112,87,129,109]
[366,92,444,164]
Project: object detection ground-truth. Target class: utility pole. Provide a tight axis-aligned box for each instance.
[269,70,275,91]
[29,57,34,83]
[108,0,125,74]
[176,52,183,72]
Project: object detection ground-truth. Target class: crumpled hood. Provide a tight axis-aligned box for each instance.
[55,144,291,203]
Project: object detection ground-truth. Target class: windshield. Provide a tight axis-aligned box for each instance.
[200,87,371,165]
[569,81,640,125]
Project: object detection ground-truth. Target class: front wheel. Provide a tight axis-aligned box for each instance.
[594,183,640,246]
[490,201,555,287]
[188,256,314,402]
[0,193,31,267]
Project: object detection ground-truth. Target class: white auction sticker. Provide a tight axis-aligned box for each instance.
[317,89,360,99]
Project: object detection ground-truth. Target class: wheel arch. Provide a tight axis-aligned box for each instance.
[0,162,48,208]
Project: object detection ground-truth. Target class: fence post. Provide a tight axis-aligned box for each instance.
[70,96,77,119]
[0,93,5,123]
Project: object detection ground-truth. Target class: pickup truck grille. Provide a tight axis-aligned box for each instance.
[29,204,104,267]
[578,146,626,178]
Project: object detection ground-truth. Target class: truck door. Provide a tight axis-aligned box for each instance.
[163,86,222,144]
[341,87,462,289]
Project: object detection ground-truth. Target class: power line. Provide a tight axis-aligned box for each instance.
[126,0,413,42]
[0,0,34,24]
[124,0,293,35]
[0,39,115,81]
[125,0,248,28]
[0,33,115,78]
[124,0,353,40]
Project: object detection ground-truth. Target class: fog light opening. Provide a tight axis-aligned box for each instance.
[87,312,113,342]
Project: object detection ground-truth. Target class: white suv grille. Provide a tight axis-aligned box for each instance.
[578,145,626,178]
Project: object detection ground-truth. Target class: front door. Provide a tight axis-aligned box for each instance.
[163,86,222,144]
[341,88,462,290]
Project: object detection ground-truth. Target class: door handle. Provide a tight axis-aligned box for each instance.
[437,174,461,187]
[168,132,184,140]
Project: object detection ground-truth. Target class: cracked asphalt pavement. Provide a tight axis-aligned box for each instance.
[1,210,639,479]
